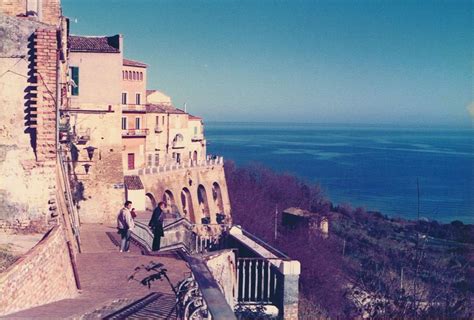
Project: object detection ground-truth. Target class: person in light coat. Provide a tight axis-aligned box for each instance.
[117,200,135,252]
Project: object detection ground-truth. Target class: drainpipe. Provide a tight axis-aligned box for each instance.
[166,112,170,156]
[55,23,61,151]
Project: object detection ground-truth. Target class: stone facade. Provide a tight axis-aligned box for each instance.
[139,162,231,224]
[203,249,238,309]
[0,225,78,316]
[0,0,61,25]
[66,105,125,223]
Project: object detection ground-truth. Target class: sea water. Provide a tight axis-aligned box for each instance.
[205,122,474,224]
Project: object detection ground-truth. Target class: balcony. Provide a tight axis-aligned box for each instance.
[154,126,162,133]
[122,129,149,137]
[122,104,146,113]
[172,140,185,149]
[191,135,203,142]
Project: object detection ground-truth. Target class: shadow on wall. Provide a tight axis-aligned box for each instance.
[24,33,37,160]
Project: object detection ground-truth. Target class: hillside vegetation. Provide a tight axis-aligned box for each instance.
[224,161,473,319]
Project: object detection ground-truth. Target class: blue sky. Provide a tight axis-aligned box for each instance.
[62,0,472,125]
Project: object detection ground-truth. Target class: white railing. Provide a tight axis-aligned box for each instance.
[237,258,278,304]
[126,156,224,176]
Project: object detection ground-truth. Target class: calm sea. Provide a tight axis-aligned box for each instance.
[205,122,474,224]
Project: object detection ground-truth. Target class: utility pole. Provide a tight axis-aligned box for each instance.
[274,204,278,240]
[342,239,346,256]
[400,267,404,290]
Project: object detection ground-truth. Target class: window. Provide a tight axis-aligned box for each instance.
[133,71,136,80]
[70,66,79,96]
[147,154,153,167]
[122,92,127,104]
[136,93,141,105]
[162,116,165,125]
[121,117,127,130]
[135,117,140,129]
[126,71,129,80]
[155,116,159,125]
[194,127,197,135]
[154,154,159,166]
[140,72,143,81]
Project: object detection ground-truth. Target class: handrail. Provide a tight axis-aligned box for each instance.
[57,151,81,252]
[232,226,290,260]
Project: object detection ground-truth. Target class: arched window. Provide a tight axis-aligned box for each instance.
[126,71,129,80]
[133,71,137,80]
[197,185,210,223]
[140,72,143,81]
[181,187,195,222]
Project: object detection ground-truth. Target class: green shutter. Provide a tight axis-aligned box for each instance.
[71,67,79,96]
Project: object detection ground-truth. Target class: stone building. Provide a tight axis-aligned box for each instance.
[65,33,230,224]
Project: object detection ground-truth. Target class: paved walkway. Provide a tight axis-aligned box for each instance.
[7,224,190,319]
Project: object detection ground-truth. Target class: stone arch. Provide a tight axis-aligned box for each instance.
[212,182,224,213]
[145,192,156,211]
[163,190,178,215]
[197,184,210,223]
[180,187,195,222]
[173,133,184,142]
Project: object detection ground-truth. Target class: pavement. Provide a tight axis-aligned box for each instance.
[5,224,190,319]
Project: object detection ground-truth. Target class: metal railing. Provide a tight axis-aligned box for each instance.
[131,218,229,254]
[237,258,280,304]
[121,129,149,137]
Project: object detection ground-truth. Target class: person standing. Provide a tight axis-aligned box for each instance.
[149,202,166,251]
[117,201,135,252]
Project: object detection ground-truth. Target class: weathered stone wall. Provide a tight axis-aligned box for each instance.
[69,105,125,223]
[140,164,232,224]
[0,0,61,25]
[0,225,78,316]
[0,15,58,229]
[204,249,238,309]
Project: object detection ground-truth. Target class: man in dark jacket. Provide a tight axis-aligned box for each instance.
[149,202,166,251]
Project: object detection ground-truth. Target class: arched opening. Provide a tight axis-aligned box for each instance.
[145,193,156,212]
[212,182,225,223]
[163,190,179,216]
[197,185,210,223]
[193,150,198,162]
[180,187,195,222]
[133,71,136,80]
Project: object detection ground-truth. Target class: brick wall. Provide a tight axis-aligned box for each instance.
[0,0,61,25]
[0,225,78,316]
[34,28,57,163]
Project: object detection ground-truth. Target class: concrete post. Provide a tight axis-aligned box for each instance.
[279,260,301,320]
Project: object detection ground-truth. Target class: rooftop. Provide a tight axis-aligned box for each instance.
[146,104,185,114]
[123,58,147,68]
[69,35,120,53]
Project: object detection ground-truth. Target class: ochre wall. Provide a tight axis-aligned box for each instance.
[0,225,78,316]
[121,65,147,104]
[69,51,123,105]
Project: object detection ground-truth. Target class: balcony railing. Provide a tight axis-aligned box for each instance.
[126,156,224,175]
[122,129,149,137]
[122,104,147,112]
